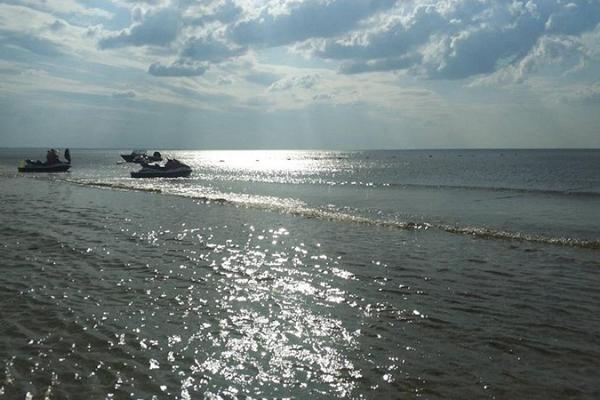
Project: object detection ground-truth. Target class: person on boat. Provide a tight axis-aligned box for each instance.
[165,159,182,169]
[46,149,59,165]
[140,159,161,169]
[64,148,71,164]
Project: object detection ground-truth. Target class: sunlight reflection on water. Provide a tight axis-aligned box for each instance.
[2,151,600,399]
[7,216,369,398]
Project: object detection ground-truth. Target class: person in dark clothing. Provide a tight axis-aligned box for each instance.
[46,149,59,165]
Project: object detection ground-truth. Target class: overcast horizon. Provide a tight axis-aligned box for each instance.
[1,0,600,150]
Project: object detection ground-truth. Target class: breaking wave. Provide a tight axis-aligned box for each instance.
[67,178,600,250]
[385,183,600,198]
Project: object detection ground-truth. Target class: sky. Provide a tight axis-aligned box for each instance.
[0,0,599,149]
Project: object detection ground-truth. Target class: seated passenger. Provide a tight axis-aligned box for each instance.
[165,159,181,169]
[46,149,59,165]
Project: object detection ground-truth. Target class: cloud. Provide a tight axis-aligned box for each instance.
[122,0,162,4]
[0,0,112,19]
[48,20,67,32]
[148,61,207,77]
[244,71,281,86]
[99,7,180,49]
[314,4,446,61]
[545,1,600,35]
[340,54,420,74]
[561,85,600,105]
[8,0,599,85]
[112,89,136,98]
[0,29,63,57]
[228,0,396,47]
[471,34,589,86]
[88,0,600,82]
[307,1,600,79]
[217,76,233,85]
[180,36,245,62]
[517,35,586,76]
[185,0,243,26]
[312,93,333,102]
[425,12,545,79]
[269,74,320,91]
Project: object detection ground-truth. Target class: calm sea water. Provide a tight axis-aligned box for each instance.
[0,149,599,398]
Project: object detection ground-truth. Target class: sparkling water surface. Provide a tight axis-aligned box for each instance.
[0,149,599,399]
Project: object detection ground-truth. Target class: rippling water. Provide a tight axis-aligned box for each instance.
[0,149,599,398]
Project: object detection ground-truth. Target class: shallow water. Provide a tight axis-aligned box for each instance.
[1,149,599,398]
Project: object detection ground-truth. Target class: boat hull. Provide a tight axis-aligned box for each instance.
[18,163,71,173]
[130,167,191,178]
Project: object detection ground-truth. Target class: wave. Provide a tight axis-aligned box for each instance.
[384,182,600,198]
[165,172,600,199]
[437,225,600,250]
[73,181,163,193]
[66,178,600,251]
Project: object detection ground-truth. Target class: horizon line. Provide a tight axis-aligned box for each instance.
[1,146,600,151]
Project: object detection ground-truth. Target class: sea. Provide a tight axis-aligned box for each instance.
[0,148,599,399]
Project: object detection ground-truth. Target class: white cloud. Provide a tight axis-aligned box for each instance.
[269,74,320,91]
[112,89,137,98]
